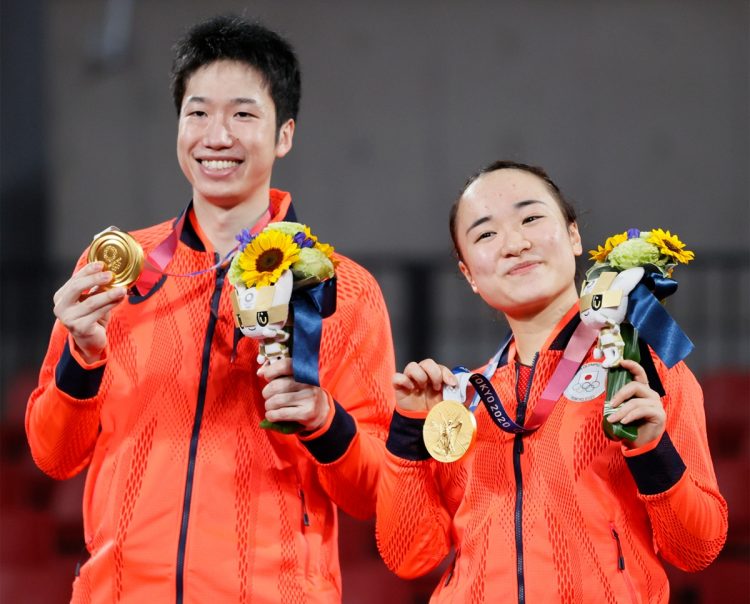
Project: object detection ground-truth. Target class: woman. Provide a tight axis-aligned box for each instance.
[376,161,727,603]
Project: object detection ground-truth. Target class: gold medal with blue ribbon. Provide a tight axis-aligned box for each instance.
[423,373,477,463]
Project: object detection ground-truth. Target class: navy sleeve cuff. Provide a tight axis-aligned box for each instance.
[386,411,431,461]
[54,341,105,400]
[625,431,686,495]
[301,401,356,464]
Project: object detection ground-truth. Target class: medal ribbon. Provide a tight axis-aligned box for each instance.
[133,206,271,295]
[464,321,598,435]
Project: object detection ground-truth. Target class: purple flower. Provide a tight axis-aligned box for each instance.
[235,228,255,250]
[293,231,315,248]
[626,228,641,239]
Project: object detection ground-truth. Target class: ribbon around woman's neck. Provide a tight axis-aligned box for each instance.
[289,278,337,386]
[626,272,693,368]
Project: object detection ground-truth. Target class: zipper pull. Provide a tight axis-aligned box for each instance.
[611,526,625,570]
[299,488,310,527]
[444,548,460,586]
[230,328,241,363]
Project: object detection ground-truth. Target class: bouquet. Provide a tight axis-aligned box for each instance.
[580,228,694,441]
[228,222,337,433]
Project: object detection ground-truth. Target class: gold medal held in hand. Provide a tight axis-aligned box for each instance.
[87,226,144,288]
[423,400,477,463]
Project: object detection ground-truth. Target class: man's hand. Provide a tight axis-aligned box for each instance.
[53,262,127,364]
[392,359,457,413]
[606,359,666,449]
[258,358,330,433]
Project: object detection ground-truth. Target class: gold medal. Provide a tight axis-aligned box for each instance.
[87,226,144,288]
[423,400,477,463]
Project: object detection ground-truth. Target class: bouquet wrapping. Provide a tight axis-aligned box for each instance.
[228,222,337,433]
[580,228,694,441]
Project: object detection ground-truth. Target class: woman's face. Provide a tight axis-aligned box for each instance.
[455,168,582,320]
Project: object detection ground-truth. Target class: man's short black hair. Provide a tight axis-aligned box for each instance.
[170,15,301,131]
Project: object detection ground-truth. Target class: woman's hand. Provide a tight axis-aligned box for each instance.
[392,359,457,413]
[606,359,666,449]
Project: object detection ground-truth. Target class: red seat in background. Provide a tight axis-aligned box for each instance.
[667,370,750,603]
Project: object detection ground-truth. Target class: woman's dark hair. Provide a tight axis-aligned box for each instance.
[448,160,577,260]
[170,15,301,133]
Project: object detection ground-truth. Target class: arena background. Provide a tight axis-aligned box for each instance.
[1,0,748,601]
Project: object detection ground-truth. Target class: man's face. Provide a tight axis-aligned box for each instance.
[177,60,294,209]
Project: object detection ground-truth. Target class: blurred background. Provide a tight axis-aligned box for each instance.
[1,0,748,602]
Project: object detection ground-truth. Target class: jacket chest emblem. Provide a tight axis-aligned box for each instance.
[564,362,607,402]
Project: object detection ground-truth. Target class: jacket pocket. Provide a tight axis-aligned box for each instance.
[296,481,313,582]
[82,439,115,549]
[610,522,639,604]
[443,547,460,588]
[299,485,311,529]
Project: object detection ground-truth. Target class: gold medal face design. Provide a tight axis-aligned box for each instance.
[87,226,144,288]
[423,400,477,463]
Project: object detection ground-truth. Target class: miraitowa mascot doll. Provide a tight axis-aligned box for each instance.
[228,222,337,433]
[579,228,695,441]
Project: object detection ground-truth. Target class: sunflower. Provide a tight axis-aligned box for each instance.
[235,229,300,288]
[647,228,695,264]
[588,231,628,263]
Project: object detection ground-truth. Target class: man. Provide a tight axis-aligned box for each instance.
[26,15,395,603]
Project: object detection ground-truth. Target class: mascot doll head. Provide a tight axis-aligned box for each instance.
[231,269,294,340]
[579,267,644,367]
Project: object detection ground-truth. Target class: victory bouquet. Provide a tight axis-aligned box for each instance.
[579,228,694,441]
[228,222,337,433]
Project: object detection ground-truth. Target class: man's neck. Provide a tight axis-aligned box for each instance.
[192,194,270,257]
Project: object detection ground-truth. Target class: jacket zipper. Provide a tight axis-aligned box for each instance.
[175,260,227,604]
[610,523,639,604]
[513,354,538,604]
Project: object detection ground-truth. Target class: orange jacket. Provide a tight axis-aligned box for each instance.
[377,304,727,604]
[27,190,396,604]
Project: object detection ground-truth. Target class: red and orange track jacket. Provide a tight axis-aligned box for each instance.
[377,304,727,604]
[27,190,396,603]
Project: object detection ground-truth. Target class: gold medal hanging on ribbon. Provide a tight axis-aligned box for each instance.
[423,378,477,463]
[87,226,144,288]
